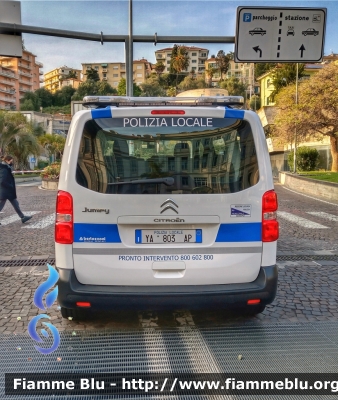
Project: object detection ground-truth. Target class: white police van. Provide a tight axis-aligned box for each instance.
[55,96,278,319]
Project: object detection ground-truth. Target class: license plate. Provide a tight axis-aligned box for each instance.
[135,229,202,244]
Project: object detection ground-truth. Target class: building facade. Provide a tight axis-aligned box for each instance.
[81,59,152,89]
[44,66,82,93]
[155,46,209,75]
[205,59,256,95]
[0,50,43,110]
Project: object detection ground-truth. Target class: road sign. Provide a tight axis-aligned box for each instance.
[235,7,326,62]
[30,158,36,163]
[0,1,22,58]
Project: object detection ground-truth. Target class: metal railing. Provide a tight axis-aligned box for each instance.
[12,170,43,175]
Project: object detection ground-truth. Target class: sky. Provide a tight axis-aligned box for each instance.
[15,0,338,74]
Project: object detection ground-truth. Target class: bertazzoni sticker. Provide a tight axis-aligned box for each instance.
[231,204,251,217]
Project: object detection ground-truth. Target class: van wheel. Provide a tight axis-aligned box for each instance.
[60,307,87,320]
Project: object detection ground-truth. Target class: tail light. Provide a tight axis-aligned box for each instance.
[262,190,279,242]
[55,190,73,244]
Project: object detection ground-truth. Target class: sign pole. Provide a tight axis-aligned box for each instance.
[293,62,299,173]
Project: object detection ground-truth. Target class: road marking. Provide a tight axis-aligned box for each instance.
[307,211,338,222]
[278,211,329,229]
[281,186,338,207]
[22,213,55,229]
[0,211,40,226]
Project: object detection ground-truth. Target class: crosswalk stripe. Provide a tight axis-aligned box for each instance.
[278,211,329,229]
[22,213,55,229]
[0,211,40,226]
[307,211,338,222]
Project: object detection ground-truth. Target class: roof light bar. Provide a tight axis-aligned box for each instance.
[82,95,245,108]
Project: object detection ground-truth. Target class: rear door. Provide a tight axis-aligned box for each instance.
[71,106,267,286]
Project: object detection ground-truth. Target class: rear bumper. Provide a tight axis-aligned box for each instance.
[57,265,278,311]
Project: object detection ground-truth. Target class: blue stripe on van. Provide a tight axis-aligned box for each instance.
[73,223,261,243]
[224,108,244,119]
[215,223,261,242]
[91,107,112,119]
[74,223,121,243]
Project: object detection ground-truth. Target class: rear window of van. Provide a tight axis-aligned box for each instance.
[76,117,259,194]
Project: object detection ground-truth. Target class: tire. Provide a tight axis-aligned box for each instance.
[60,307,88,320]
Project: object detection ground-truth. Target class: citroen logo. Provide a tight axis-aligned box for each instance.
[160,199,179,214]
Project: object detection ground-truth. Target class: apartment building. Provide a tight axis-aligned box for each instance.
[154,46,209,74]
[0,50,43,110]
[205,58,256,94]
[0,65,16,111]
[44,66,82,93]
[81,59,152,89]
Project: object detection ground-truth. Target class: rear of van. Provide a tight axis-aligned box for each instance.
[55,96,278,319]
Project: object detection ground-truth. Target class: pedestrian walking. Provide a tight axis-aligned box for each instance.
[0,155,32,225]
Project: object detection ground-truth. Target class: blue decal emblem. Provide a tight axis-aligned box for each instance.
[28,264,60,354]
[28,314,60,354]
[33,264,58,310]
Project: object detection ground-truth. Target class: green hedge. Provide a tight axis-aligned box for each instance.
[288,147,320,172]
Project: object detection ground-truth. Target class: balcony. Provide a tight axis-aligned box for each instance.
[19,62,31,71]
[19,87,31,93]
[0,96,15,103]
[19,78,32,85]
[0,71,16,79]
[35,61,43,68]
[0,87,15,94]
[0,79,15,86]
[102,69,108,72]
[39,70,44,75]
[19,70,32,78]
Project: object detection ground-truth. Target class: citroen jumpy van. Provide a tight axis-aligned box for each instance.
[55,96,278,319]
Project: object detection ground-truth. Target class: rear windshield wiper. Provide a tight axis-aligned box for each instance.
[108,177,174,186]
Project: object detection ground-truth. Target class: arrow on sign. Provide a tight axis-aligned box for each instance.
[299,44,306,58]
[253,46,262,58]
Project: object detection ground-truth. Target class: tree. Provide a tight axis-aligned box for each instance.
[116,78,141,96]
[177,76,207,91]
[54,86,76,107]
[249,95,261,111]
[35,88,54,108]
[219,77,248,97]
[20,92,40,111]
[171,45,190,89]
[0,112,42,168]
[85,67,100,82]
[38,134,66,162]
[97,81,117,95]
[8,133,40,170]
[270,63,305,101]
[139,76,167,97]
[254,63,277,79]
[273,63,338,172]
[72,81,99,100]
[154,61,165,76]
[215,50,230,81]
[67,70,78,79]
[205,66,218,88]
